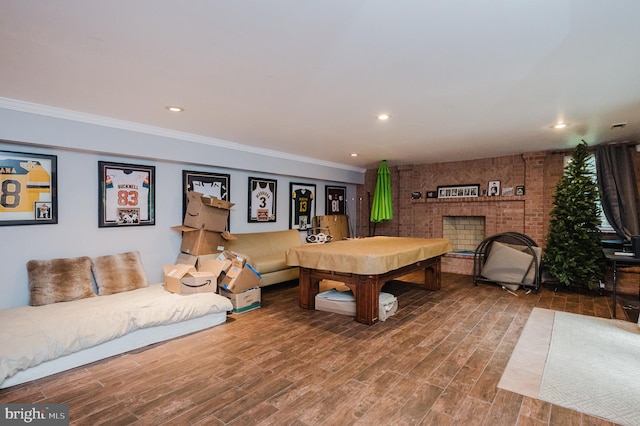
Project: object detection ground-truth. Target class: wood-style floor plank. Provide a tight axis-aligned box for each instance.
[0,273,627,425]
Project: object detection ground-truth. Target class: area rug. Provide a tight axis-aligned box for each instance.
[498,308,640,426]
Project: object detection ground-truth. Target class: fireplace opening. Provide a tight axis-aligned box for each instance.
[443,216,485,254]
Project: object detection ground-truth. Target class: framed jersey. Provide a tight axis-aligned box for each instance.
[290,182,315,230]
[0,150,57,226]
[248,177,277,223]
[325,185,346,215]
[182,170,231,228]
[98,161,155,227]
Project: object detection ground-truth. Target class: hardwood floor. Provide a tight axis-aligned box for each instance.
[0,273,628,425]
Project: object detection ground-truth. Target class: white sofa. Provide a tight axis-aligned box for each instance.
[0,252,233,389]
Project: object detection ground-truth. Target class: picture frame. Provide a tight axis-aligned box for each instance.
[516,185,525,196]
[0,150,58,226]
[488,180,501,197]
[502,187,514,196]
[325,185,346,215]
[182,170,230,219]
[290,182,316,230]
[248,177,277,222]
[98,161,155,227]
[436,184,480,199]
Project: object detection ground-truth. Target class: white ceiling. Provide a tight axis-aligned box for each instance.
[1,1,639,169]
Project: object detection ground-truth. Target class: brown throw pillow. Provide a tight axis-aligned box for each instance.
[27,256,95,306]
[92,251,148,295]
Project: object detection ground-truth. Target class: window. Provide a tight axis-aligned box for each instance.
[563,154,614,232]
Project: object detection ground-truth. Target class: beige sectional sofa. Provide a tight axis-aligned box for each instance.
[224,229,304,286]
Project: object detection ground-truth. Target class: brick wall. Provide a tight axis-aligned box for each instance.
[355,148,640,295]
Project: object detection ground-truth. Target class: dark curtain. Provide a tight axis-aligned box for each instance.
[595,144,640,239]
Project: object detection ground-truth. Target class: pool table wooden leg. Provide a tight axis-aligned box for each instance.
[298,267,320,310]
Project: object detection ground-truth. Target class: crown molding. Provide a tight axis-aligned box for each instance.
[0,97,366,173]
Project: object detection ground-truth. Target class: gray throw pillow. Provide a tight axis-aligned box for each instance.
[481,241,534,284]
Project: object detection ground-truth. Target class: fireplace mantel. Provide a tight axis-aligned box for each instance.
[411,195,525,204]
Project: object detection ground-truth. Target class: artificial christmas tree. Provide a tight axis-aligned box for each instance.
[543,141,604,289]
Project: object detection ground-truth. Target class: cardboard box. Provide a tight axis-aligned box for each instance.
[172,226,234,256]
[196,251,243,269]
[314,290,398,321]
[312,215,350,241]
[176,252,197,267]
[219,260,262,293]
[220,287,261,314]
[183,191,233,232]
[175,253,233,285]
[200,195,235,210]
[163,264,217,295]
[198,258,232,280]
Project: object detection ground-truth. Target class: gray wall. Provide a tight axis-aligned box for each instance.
[0,105,363,308]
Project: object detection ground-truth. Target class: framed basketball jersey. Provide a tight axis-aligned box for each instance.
[0,150,57,226]
[248,177,277,222]
[290,182,315,230]
[98,161,155,227]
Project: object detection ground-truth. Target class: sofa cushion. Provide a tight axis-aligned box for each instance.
[251,253,289,274]
[92,251,148,295]
[481,241,534,284]
[27,256,95,306]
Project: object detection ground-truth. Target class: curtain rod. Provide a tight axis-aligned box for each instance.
[550,140,637,155]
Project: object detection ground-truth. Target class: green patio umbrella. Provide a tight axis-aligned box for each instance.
[370,160,393,230]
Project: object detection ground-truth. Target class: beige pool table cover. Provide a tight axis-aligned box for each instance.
[286,236,452,275]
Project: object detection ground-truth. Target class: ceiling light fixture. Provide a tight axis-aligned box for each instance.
[375,113,391,121]
[350,153,358,157]
[166,106,185,112]
[552,122,568,129]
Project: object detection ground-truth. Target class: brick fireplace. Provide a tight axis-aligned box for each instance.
[442,216,485,252]
[428,198,526,273]
[357,152,548,276]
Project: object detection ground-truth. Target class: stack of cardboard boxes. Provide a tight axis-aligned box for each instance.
[164,192,262,313]
[171,191,236,255]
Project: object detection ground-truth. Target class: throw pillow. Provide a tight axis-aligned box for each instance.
[92,251,148,295]
[481,241,534,284]
[27,256,95,306]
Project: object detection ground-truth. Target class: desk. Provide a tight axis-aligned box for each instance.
[603,248,640,318]
[286,237,452,324]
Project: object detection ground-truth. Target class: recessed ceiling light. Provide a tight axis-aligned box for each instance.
[375,114,391,121]
[552,122,568,129]
[350,153,358,157]
[166,106,185,112]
